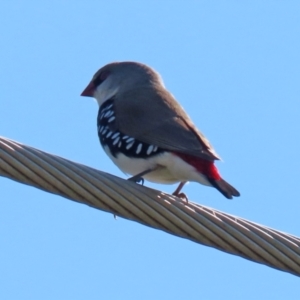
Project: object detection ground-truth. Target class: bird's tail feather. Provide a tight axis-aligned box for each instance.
[208,178,240,199]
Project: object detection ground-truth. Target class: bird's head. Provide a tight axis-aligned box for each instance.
[81,61,164,106]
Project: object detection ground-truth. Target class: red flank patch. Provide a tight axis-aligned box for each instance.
[174,152,221,180]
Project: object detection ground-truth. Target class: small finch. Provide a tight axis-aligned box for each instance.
[81,61,240,199]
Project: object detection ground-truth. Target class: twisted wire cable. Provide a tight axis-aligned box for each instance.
[0,136,299,276]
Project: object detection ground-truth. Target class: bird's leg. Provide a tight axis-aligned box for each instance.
[127,168,155,185]
[172,181,188,203]
[172,181,187,195]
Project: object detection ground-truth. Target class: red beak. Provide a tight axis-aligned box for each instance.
[81,82,95,97]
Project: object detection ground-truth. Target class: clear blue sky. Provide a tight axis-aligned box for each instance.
[1,1,300,299]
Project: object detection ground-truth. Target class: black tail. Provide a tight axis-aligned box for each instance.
[208,178,240,199]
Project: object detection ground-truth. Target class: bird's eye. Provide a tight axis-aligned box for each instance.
[93,70,109,87]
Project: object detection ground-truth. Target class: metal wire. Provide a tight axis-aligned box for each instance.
[0,136,299,276]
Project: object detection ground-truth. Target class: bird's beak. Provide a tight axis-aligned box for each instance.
[81,82,95,97]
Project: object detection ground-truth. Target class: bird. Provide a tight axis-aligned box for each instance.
[81,61,240,200]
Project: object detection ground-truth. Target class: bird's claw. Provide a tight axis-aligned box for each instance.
[173,192,189,203]
[128,176,144,185]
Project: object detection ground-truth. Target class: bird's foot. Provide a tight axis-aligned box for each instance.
[173,191,189,203]
[172,181,188,203]
[127,168,155,186]
[128,175,144,185]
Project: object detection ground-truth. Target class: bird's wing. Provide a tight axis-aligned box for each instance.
[113,86,221,161]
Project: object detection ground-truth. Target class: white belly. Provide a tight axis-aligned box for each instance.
[103,146,212,186]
